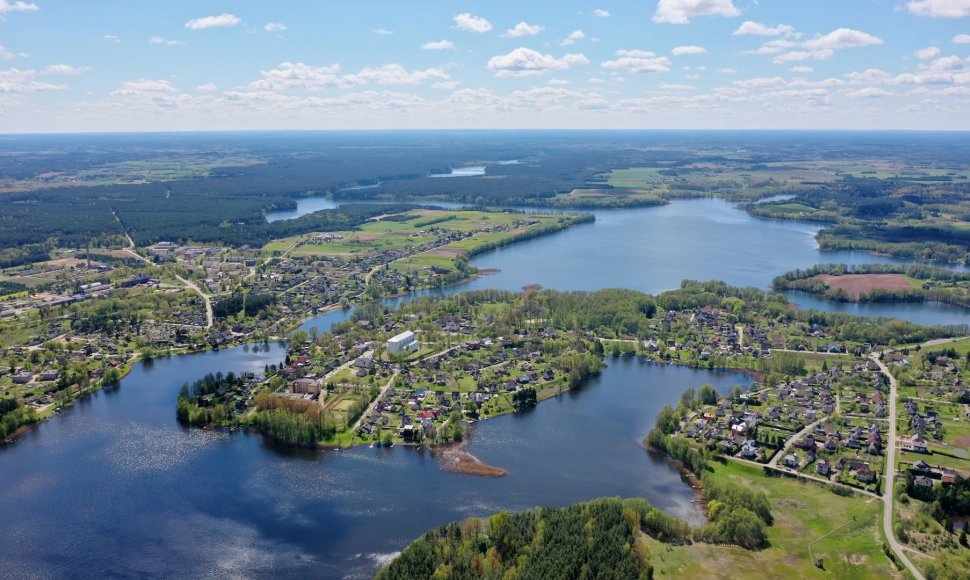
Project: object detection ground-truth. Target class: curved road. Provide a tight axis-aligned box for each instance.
[872,352,925,580]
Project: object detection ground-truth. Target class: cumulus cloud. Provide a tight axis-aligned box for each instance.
[773,49,834,64]
[487,47,588,77]
[790,66,814,73]
[111,79,178,96]
[672,45,707,55]
[422,40,454,50]
[149,37,184,46]
[845,87,894,98]
[42,64,89,75]
[454,13,492,33]
[765,28,882,64]
[803,28,884,50]
[561,30,585,46]
[653,0,740,24]
[733,21,797,37]
[601,49,672,73]
[503,22,543,37]
[372,28,393,35]
[103,35,120,43]
[594,8,610,17]
[916,46,941,59]
[907,0,970,18]
[954,34,970,43]
[264,23,287,32]
[0,1,38,15]
[185,13,241,30]
[196,82,217,93]
[0,68,66,92]
[248,62,451,91]
[734,76,787,88]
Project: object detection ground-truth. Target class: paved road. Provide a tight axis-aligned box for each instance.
[768,418,822,468]
[872,352,925,580]
[176,274,213,329]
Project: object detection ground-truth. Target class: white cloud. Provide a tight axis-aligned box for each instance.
[753,40,798,55]
[103,35,120,43]
[249,62,451,91]
[422,40,454,50]
[803,28,883,50]
[773,50,834,64]
[0,1,38,15]
[845,87,893,98]
[718,67,738,73]
[844,68,895,85]
[907,0,970,18]
[487,47,588,77]
[561,30,585,46]
[264,23,287,32]
[503,22,543,37]
[790,66,814,73]
[431,80,461,90]
[111,79,178,96]
[196,83,217,93]
[454,13,492,33]
[601,49,672,74]
[373,28,394,36]
[594,9,610,17]
[672,45,707,55]
[733,21,796,37]
[660,83,695,90]
[916,46,941,59]
[954,34,970,43]
[653,0,740,24]
[149,37,185,46]
[0,68,66,92]
[734,76,787,88]
[0,44,12,60]
[42,64,89,75]
[185,13,241,30]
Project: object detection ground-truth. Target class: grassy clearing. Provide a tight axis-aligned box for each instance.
[648,460,899,579]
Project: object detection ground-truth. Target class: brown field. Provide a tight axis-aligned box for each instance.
[426,247,464,258]
[815,273,915,298]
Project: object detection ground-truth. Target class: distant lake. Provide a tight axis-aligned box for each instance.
[294,197,970,331]
[430,166,486,177]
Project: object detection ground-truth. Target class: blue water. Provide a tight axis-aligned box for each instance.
[0,348,740,578]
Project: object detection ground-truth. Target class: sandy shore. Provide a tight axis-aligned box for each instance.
[436,444,508,478]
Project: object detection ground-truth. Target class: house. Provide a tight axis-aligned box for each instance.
[12,372,33,384]
[901,435,928,453]
[387,330,419,355]
[856,468,877,483]
[942,469,958,485]
[784,454,799,468]
[912,460,932,473]
[38,370,60,382]
[292,378,321,395]
[817,460,830,476]
[913,475,934,488]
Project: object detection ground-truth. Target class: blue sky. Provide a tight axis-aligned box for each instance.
[2,0,970,131]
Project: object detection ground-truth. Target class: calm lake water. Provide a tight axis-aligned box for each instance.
[287,197,970,329]
[0,347,745,578]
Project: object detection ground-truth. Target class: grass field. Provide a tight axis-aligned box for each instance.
[647,461,899,579]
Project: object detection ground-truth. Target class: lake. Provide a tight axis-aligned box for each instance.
[0,346,747,578]
[288,197,970,331]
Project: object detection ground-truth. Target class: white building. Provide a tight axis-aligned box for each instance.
[387,330,418,355]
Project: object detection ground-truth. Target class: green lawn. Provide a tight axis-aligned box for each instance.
[648,460,900,579]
